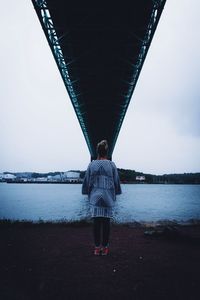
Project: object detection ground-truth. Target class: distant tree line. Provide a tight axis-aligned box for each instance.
[117,169,200,184]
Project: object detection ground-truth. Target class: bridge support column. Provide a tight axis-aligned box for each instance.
[91,156,112,161]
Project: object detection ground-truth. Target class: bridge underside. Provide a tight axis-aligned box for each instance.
[32,0,166,159]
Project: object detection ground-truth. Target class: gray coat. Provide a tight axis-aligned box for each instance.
[82,160,121,218]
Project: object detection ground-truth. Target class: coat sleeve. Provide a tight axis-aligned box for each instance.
[112,163,122,195]
[82,164,91,195]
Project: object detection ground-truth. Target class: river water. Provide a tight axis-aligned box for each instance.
[0,183,200,223]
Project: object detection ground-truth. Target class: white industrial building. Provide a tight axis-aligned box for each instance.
[63,171,80,179]
[136,175,145,181]
[0,173,16,180]
[47,171,80,182]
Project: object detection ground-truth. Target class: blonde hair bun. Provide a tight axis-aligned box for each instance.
[97,140,108,157]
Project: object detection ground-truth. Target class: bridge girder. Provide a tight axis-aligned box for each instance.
[32,0,166,159]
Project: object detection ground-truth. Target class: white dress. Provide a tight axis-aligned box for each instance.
[82,160,122,218]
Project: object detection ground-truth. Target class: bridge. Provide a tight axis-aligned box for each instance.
[32,0,166,159]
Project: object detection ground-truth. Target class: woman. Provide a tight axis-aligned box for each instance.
[82,140,121,256]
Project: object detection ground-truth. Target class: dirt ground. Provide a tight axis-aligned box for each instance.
[0,222,200,300]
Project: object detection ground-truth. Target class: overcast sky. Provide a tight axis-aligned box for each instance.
[1,0,200,175]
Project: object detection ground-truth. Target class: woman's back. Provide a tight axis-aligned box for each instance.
[82,159,121,218]
[89,160,115,190]
[82,160,121,195]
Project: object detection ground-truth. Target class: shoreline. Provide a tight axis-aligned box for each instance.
[2,181,200,184]
[1,218,200,227]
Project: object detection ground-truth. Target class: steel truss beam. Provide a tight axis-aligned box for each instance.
[111,0,166,153]
[34,0,93,155]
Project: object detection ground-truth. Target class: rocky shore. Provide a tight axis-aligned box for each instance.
[1,220,200,299]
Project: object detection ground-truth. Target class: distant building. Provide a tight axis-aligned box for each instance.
[36,177,48,182]
[64,171,80,179]
[47,174,61,181]
[47,172,80,182]
[0,173,17,182]
[63,171,80,182]
[136,175,145,181]
[2,174,17,180]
